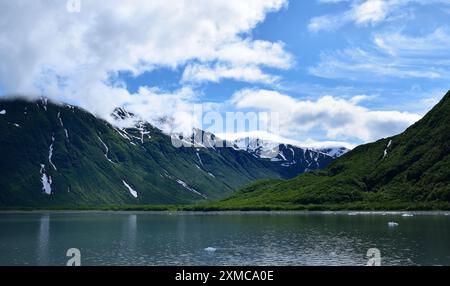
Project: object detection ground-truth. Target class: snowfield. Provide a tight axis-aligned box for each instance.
[122,180,138,198]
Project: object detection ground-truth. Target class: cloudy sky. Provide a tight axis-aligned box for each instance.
[0,0,449,148]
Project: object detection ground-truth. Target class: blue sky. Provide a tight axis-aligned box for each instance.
[1,0,449,147]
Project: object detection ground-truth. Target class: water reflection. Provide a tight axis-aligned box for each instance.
[37,213,50,265]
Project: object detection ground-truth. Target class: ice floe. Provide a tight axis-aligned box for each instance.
[0,110,5,115]
[388,222,399,227]
[204,247,217,252]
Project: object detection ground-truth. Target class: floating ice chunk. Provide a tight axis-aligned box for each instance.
[204,247,217,252]
[0,110,5,115]
[388,222,399,227]
[13,123,20,128]
[122,180,138,198]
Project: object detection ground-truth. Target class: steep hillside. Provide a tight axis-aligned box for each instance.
[0,97,336,207]
[205,91,450,210]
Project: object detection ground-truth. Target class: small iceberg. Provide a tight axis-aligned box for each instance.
[402,213,414,217]
[204,247,217,252]
[388,222,399,227]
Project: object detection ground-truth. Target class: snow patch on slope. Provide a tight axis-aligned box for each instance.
[122,180,138,198]
[383,140,393,158]
[196,151,204,166]
[98,136,115,164]
[57,112,64,127]
[48,136,57,171]
[40,165,52,195]
[176,179,206,198]
[137,122,151,144]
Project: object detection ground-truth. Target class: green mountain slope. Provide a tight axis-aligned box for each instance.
[0,97,334,207]
[205,91,450,210]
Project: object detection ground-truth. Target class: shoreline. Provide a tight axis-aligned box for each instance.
[1,210,450,216]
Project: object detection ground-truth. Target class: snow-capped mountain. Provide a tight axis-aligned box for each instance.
[314,146,349,158]
[110,109,345,175]
[0,98,343,207]
[228,137,348,173]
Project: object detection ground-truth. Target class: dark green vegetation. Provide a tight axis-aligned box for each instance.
[198,90,450,210]
[0,97,332,207]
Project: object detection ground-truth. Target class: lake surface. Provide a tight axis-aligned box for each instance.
[0,211,450,266]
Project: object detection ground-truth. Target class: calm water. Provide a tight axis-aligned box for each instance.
[0,211,450,266]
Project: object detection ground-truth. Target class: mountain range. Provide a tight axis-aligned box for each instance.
[0,97,343,207]
[204,90,450,210]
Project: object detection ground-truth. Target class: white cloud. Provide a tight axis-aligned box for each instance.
[353,0,389,24]
[231,88,421,142]
[373,27,450,56]
[349,94,374,104]
[309,0,450,32]
[182,63,279,84]
[310,48,445,80]
[0,0,290,121]
[309,27,450,80]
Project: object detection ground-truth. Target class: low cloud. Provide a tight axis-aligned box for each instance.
[231,88,421,143]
